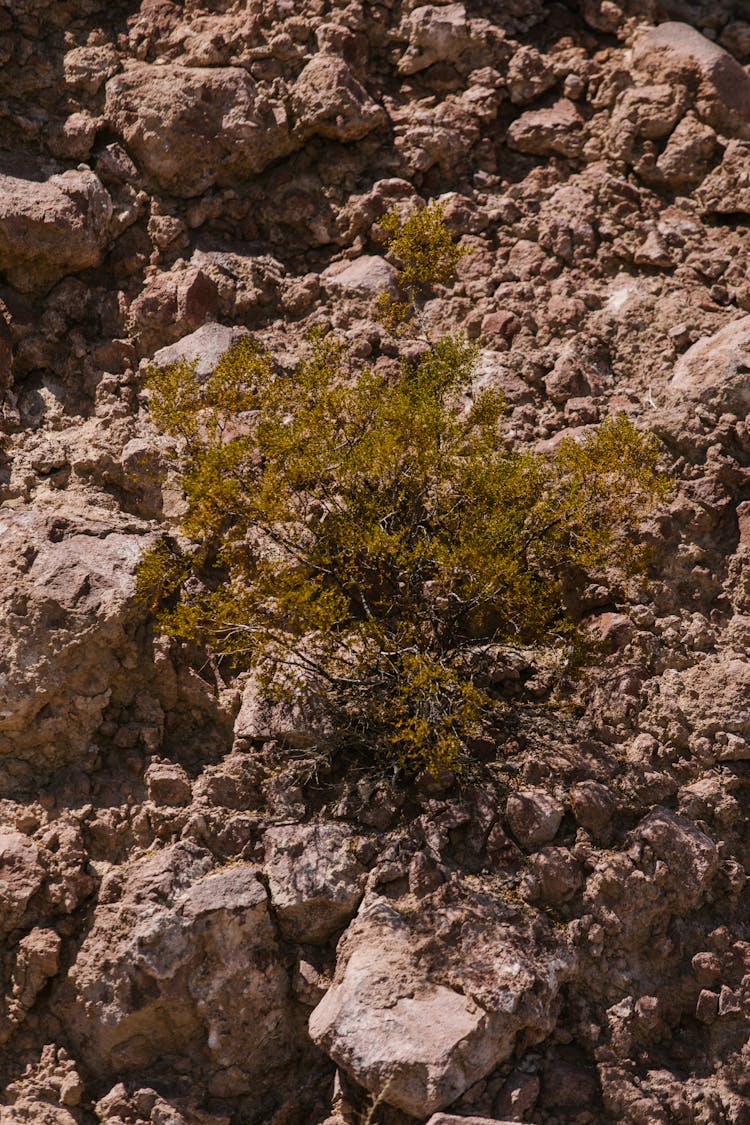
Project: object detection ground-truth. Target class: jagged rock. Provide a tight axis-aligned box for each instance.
[105,63,294,196]
[144,761,192,807]
[0,503,152,778]
[398,4,469,75]
[0,168,112,291]
[150,322,249,376]
[292,56,385,142]
[0,832,44,932]
[129,264,219,353]
[697,140,750,214]
[632,22,750,138]
[506,45,556,105]
[263,823,367,943]
[585,808,718,947]
[309,889,573,1117]
[66,842,299,1098]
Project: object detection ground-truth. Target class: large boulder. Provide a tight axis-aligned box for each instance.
[66,842,299,1099]
[310,888,573,1118]
[0,502,152,779]
[668,317,750,415]
[105,63,294,196]
[632,22,750,138]
[0,168,111,291]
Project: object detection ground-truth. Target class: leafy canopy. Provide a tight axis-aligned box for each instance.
[140,201,669,774]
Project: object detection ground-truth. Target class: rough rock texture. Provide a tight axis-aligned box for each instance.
[4,0,750,1123]
[310,891,572,1117]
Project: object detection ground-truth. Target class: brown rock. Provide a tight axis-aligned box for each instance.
[0,168,112,292]
[144,761,192,807]
[0,297,11,389]
[635,808,718,911]
[129,265,219,353]
[263,823,367,943]
[507,99,584,158]
[692,951,722,987]
[570,781,616,836]
[292,56,385,142]
[632,22,750,138]
[698,140,750,214]
[530,846,583,905]
[506,45,557,106]
[0,832,44,932]
[506,788,564,848]
[655,114,717,187]
[105,63,294,196]
[67,842,298,1096]
[695,988,719,1023]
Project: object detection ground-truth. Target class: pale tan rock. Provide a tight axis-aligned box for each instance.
[669,317,750,414]
[310,891,572,1117]
[322,255,398,296]
[150,323,250,378]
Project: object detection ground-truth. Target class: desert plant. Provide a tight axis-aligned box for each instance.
[139,202,669,774]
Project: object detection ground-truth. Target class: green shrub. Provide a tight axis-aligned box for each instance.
[140,203,669,774]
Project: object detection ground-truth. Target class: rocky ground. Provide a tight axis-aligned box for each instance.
[2,0,750,1122]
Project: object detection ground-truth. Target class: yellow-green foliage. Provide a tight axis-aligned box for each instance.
[140,205,669,775]
[377,200,466,334]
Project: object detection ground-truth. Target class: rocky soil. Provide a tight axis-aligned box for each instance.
[3,0,750,1122]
